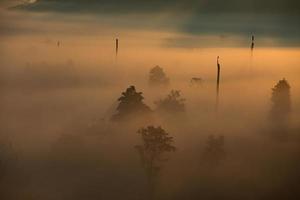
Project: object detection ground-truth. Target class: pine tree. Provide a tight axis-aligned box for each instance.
[270,78,291,121]
[111,86,151,120]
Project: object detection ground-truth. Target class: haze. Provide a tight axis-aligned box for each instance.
[0,1,300,200]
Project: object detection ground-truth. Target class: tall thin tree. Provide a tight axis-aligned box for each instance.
[135,126,176,199]
[216,56,221,111]
[251,35,255,52]
[250,35,255,61]
[115,38,119,57]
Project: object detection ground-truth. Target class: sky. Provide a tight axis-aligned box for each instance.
[9,0,300,14]
[0,0,299,47]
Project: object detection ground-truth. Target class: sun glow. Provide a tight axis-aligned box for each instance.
[25,0,37,4]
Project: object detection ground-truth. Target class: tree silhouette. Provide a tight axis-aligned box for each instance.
[111,86,151,121]
[149,65,169,86]
[270,78,291,122]
[190,77,203,87]
[251,35,255,51]
[135,126,176,198]
[203,135,225,165]
[155,90,185,113]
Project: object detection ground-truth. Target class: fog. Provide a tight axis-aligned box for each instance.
[1,6,300,200]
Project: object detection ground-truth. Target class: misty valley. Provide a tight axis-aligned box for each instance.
[1,1,300,200]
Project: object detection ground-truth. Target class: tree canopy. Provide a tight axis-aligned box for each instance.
[135,126,176,183]
[149,66,170,86]
[270,78,291,121]
[155,90,185,113]
[111,86,151,121]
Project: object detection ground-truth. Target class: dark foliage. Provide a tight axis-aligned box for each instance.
[155,90,185,113]
[149,66,169,86]
[111,86,151,121]
[269,79,291,139]
[270,78,291,121]
[135,126,176,197]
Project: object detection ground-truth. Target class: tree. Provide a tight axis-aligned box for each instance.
[270,78,291,122]
[203,135,225,165]
[135,126,176,198]
[155,90,185,113]
[190,77,203,87]
[149,66,169,86]
[111,86,151,121]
